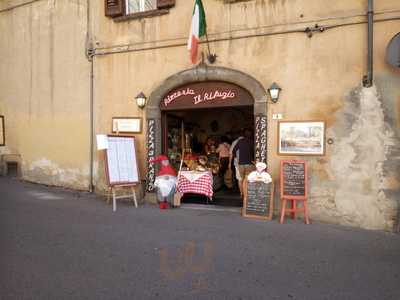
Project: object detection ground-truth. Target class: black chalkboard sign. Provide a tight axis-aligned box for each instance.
[280,160,308,199]
[243,180,274,220]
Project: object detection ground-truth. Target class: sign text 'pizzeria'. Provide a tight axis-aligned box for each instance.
[160,81,253,110]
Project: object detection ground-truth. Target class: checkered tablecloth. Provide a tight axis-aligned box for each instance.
[177,171,213,198]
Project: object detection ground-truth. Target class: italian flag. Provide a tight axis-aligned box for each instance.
[188,0,207,64]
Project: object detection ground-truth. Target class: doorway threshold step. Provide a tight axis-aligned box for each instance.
[180,204,241,213]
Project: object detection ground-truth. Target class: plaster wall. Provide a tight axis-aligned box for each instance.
[93,1,400,230]
[1,0,399,230]
[0,0,91,189]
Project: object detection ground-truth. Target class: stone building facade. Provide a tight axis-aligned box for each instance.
[1,0,400,230]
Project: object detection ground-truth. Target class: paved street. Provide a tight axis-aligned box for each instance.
[0,177,399,300]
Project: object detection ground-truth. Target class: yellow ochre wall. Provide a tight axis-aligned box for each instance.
[0,0,90,189]
[1,0,400,230]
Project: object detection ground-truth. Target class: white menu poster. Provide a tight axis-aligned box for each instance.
[105,136,139,185]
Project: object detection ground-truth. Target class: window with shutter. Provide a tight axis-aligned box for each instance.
[157,0,175,9]
[105,0,175,19]
[105,0,125,17]
[126,0,157,14]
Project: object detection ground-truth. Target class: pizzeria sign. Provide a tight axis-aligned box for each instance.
[160,81,253,110]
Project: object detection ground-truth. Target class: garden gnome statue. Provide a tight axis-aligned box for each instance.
[149,155,177,209]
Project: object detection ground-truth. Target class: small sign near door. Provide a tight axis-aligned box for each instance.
[112,117,142,133]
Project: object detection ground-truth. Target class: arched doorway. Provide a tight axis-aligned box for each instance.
[145,64,268,197]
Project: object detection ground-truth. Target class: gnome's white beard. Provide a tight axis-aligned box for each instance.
[154,175,177,197]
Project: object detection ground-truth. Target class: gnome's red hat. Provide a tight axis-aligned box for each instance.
[149,155,177,176]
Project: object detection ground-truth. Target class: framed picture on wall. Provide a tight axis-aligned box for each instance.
[0,116,4,146]
[278,121,325,155]
[112,117,142,134]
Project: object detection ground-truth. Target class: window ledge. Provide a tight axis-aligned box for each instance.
[114,9,169,22]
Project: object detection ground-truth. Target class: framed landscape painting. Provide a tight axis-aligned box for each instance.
[278,121,325,155]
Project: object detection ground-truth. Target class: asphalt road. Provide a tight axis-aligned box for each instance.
[1,177,399,300]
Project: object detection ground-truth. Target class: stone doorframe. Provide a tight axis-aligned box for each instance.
[145,64,268,192]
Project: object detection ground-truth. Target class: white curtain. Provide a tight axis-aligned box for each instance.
[126,0,156,14]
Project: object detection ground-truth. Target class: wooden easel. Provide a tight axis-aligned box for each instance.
[107,184,138,212]
[103,135,140,212]
[279,160,310,224]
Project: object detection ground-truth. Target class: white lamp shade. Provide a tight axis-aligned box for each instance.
[136,97,146,108]
[135,92,147,108]
[270,89,280,100]
[268,82,281,102]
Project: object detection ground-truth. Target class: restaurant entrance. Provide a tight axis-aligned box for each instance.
[159,81,255,207]
[145,65,269,205]
[162,106,254,206]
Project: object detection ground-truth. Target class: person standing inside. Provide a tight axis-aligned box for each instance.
[231,129,255,196]
[204,137,216,155]
[216,136,231,181]
[229,132,244,193]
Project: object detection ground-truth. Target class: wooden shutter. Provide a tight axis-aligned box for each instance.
[105,0,125,17]
[157,0,175,9]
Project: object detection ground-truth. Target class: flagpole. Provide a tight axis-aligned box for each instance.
[205,32,211,56]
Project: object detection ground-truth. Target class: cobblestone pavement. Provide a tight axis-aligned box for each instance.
[1,177,399,300]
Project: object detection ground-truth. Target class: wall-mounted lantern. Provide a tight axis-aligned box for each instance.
[268,82,282,103]
[135,92,147,109]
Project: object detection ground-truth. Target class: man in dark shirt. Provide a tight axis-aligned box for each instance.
[231,128,255,196]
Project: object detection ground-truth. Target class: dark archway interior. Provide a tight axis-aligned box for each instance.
[145,65,268,198]
[162,106,254,207]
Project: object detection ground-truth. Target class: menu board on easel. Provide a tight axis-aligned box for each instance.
[105,135,139,186]
[242,180,274,221]
[280,160,307,199]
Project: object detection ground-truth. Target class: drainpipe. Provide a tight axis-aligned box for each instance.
[363,0,374,87]
[86,0,95,192]
[89,58,94,192]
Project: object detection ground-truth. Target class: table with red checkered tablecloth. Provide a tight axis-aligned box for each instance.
[177,171,213,198]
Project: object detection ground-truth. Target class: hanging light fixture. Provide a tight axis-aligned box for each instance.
[267,82,282,103]
[135,92,147,109]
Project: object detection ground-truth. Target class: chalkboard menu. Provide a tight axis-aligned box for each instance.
[105,135,139,186]
[243,180,274,220]
[280,160,308,199]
